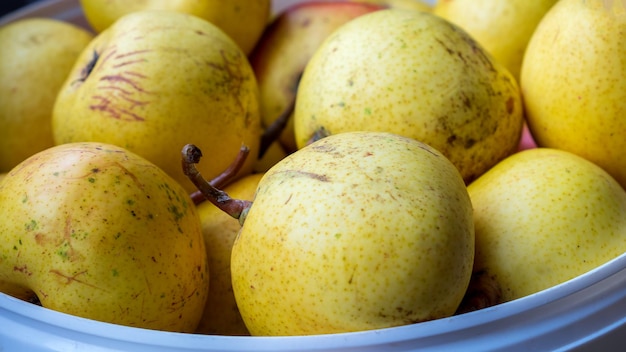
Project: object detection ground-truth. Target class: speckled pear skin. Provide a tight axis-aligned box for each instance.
[0,18,94,172]
[231,131,474,336]
[294,9,523,184]
[468,148,626,304]
[0,142,209,332]
[520,0,626,190]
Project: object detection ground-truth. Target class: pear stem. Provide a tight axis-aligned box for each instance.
[258,73,300,158]
[182,144,252,222]
[189,145,250,205]
[306,126,331,146]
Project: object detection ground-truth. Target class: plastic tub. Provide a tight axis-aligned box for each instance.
[2,253,626,351]
[1,1,625,351]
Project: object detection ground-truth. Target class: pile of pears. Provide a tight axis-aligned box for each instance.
[1,0,626,338]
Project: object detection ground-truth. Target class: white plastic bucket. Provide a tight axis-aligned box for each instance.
[2,253,626,351]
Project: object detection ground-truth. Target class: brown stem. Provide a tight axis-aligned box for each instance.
[306,126,331,146]
[182,144,252,224]
[189,145,250,205]
[258,73,301,158]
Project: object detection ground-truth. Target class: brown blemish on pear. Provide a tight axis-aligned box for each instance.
[58,216,83,262]
[76,50,99,82]
[49,269,105,291]
[306,126,331,146]
[13,265,32,276]
[111,49,152,68]
[207,50,249,120]
[80,47,154,122]
[273,169,331,183]
[29,215,83,263]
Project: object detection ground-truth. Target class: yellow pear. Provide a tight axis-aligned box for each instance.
[0,18,94,172]
[520,0,626,190]
[294,9,523,184]
[464,148,626,310]
[433,0,558,81]
[195,173,264,336]
[79,0,270,54]
[184,131,475,335]
[52,10,262,193]
[0,142,209,332]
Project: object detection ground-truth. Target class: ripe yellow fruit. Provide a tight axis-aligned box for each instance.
[53,10,262,193]
[295,9,523,183]
[0,18,93,172]
[231,131,474,335]
[79,0,270,54]
[434,0,558,81]
[467,148,626,306]
[521,0,626,190]
[0,142,208,332]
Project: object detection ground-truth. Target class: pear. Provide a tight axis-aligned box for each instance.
[462,148,626,311]
[294,9,523,184]
[0,18,94,172]
[79,0,270,54]
[433,0,558,82]
[52,10,262,193]
[195,173,264,336]
[183,131,475,336]
[520,0,626,190]
[0,142,209,332]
